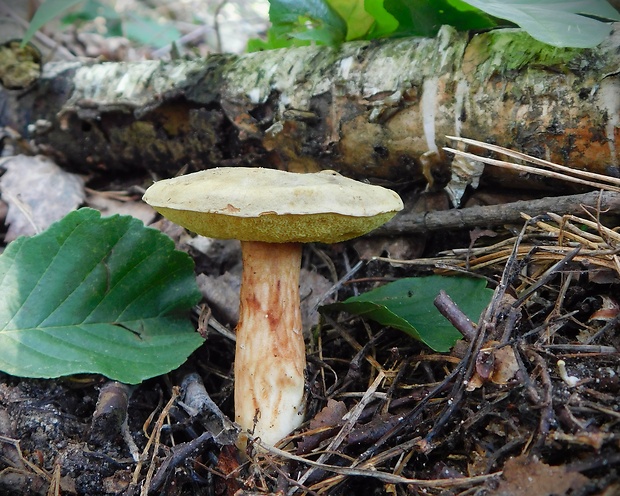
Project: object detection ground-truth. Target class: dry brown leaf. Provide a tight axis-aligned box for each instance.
[86,192,156,226]
[297,399,347,454]
[551,430,611,450]
[353,236,424,261]
[467,341,519,391]
[589,295,620,322]
[490,455,589,496]
[102,470,132,494]
[0,155,84,241]
[197,272,241,326]
[300,268,334,333]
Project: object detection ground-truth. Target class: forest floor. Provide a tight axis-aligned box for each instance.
[1,1,620,494]
[1,168,619,495]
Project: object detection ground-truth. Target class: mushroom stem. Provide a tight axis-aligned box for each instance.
[235,240,306,446]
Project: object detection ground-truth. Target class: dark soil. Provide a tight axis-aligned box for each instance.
[1,209,619,495]
[3,2,618,493]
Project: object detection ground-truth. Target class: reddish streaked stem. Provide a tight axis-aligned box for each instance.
[235,240,305,446]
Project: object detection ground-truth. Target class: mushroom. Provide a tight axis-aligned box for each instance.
[143,167,403,446]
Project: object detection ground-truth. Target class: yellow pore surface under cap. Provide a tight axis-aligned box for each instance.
[144,168,403,243]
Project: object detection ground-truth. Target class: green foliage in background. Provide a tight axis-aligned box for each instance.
[464,0,620,48]
[0,208,203,384]
[23,0,620,52]
[22,0,181,48]
[249,0,619,51]
[325,275,493,352]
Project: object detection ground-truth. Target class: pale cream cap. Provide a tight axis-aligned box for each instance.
[143,167,403,243]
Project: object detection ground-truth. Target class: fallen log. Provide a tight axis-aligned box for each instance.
[1,25,618,192]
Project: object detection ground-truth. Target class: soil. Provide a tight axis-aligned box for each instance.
[1,2,619,493]
[1,204,619,495]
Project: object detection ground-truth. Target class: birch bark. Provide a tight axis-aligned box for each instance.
[1,25,618,193]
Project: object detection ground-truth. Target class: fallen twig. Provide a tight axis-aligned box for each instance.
[434,290,477,341]
[90,382,136,457]
[377,191,620,234]
[179,372,239,445]
[258,439,501,490]
[295,371,386,488]
[149,431,214,492]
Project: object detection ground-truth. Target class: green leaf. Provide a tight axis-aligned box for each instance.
[21,0,85,46]
[383,0,496,38]
[248,27,310,51]
[268,0,347,46]
[60,0,119,25]
[461,0,620,48]
[328,0,375,40]
[0,208,203,384]
[324,276,492,352]
[122,15,182,48]
[364,0,400,38]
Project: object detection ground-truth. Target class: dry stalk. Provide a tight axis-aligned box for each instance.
[130,386,180,494]
[378,207,620,279]
[257,439,501,492]
[445,136,620,191]
[0,435,53,482]
[295,371,386,488]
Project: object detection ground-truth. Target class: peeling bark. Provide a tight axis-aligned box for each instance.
[1,25,618,190]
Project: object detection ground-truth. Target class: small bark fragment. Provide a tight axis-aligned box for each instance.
[90,381,134,448]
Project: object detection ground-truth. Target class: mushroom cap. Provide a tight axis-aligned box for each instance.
[143,167,403,243]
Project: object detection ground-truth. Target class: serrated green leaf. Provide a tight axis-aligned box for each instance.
[21,0,85,46]
[0,208,203,384]
[461,0,620,48]
[324,276,492,352]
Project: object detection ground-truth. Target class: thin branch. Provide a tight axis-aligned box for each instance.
[258,440,501,489]
[377,191,620,235]
[295,371,386,488]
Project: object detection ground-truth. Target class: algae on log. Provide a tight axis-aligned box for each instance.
[1,25,618,190]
